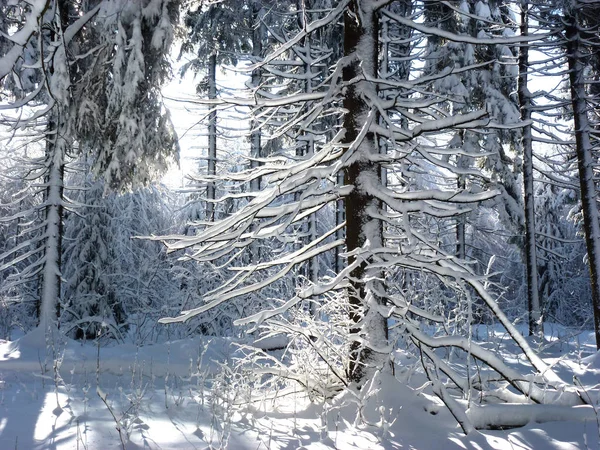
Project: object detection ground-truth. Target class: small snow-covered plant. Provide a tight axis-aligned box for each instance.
[118,351,152,438]
[188,338,212,409]
[574,376,600,443]
[51,342,66,415]
[40,325,69,414]
[248,289,350,402]
[98,355,151,448]
[205,357,249,449]
[97,386,127,450]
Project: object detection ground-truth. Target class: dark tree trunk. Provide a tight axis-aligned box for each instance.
[519,1,542,337]
[343,0,388,384]
[456,175,466,260]
[207,52,217,222]
[250,5,265,194]
[565,6,600,349]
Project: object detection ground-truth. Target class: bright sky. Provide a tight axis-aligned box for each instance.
[161,60,250,189]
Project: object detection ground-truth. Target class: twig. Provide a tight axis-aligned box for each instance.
[97,387,126,450]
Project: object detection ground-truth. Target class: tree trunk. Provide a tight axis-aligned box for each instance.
[519,1,542,337]
[343,0,388,384]
[39,1,71,329]
[566,6,600,349]
[248,5,266,263]
[296,0,318,313]
[305,36,318,300]
[335,173,344,274]
[207,52,217,222]
[250,5,266,194]
[39,113,65,328]
[456,172,466,260]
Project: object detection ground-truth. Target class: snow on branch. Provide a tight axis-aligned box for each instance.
[382,9,554,46]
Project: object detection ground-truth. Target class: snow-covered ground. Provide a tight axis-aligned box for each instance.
[1,324,599,449]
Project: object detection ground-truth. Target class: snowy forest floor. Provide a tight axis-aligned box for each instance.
[1,324,599,449]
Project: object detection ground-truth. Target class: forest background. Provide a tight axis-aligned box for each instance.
[1,0,600,446]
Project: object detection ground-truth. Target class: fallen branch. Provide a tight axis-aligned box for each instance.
[466,404,598,430]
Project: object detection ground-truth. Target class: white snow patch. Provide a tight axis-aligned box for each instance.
[0,325,599,449]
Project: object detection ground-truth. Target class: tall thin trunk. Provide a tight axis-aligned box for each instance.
[334,176,344,274]
[207,52,217,222]
[456,175,466,260]
[380,15,389,188]
[455,144,467,260]
[39,114,65,328]
[250,6,265,195]
[519,1,542,337]
[39,1,70,329]
[344,0,388,384]
[305,35,318,295]
[296,1,318,313]
[247,5,266,264]
[566,7,600,349]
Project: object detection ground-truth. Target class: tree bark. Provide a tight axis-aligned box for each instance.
[343,0,388,384]
[456,172,466,260]
[248,5,266,263]
[39,0,71,328]
[207,52,217,222]
[335,173,345,275]
[566,5,600,349]
[39,113,65,328]
[297,1,318,311]
[519,1,542,337]
[250,5,265,194]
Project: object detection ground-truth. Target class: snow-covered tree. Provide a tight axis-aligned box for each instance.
[535,183,591,326]
[564,0,600,348]
[61,158,184,343]
[180,0,252,222]
[0,157,41,337]
[0,0,180,331]
[518,0,543,336]
[157,0,587,432]
[61,164,124,340]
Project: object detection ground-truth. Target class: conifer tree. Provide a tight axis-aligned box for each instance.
[158,5,587,427]
[564,0,600,348]
[0,0,180,329]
